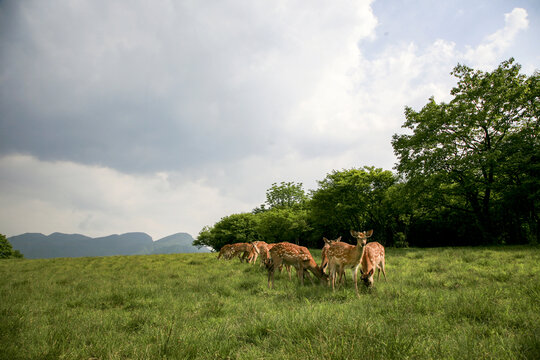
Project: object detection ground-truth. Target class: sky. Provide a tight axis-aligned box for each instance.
[1,0,539,240]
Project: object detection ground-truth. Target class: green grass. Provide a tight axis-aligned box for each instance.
[1,246,539,359]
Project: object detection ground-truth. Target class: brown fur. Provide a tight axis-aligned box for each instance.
[321,236,342,274]
[327,230,374,295]
[267,242,327,288]
[359,241,386,288]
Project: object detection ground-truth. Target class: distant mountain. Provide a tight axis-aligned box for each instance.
[152,233,209,255]
[9,232,208,259]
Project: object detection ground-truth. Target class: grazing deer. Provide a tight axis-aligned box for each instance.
[321,236,342,274]
[217,244,234,260]
[327,230,374,295]
[247,241,267,265]
[359,241,386,288]
[263,243,292,276]
[228,243,256,262]
[266,242,327,289]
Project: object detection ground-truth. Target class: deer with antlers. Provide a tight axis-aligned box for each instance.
[266,242,327,289]
[327,229,385,295]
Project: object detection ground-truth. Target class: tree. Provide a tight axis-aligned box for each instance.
[309,167,397,244]
[392,59,539,244]
[0,234,23,259]
[193,213,259,251]
[255,208,311,245]
[264,182,308,209]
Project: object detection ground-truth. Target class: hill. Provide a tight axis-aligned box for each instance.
[8,232,208,259]
[152,232,209,255]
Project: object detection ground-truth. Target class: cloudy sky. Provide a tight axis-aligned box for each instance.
[1,0,538,240]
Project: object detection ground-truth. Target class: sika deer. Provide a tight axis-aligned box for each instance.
[321,236,342,274]
[217,244,234,260]
[264,243,292,276]
[266,242,327,289]
[327,230,373,295]
[249,241,271,266]
[228,243,256,262]
[247,241,267,265]
[359,241,386,288]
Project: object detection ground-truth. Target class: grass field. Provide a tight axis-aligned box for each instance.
[1,246,539,359]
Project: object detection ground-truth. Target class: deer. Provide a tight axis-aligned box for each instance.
[327,229,376,296]
[359,241,386,288]
[320,236,342,274]
[227,243,257,262]
[247,241,267,265]
[217,244,234,260]
[263,243,292,276]
[266,242,328,289]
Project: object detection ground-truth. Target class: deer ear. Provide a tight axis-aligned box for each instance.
[366,230,374,238]
[368,269,374,276]
[336,236,342,242]
[350,230,357,237]
[323,237,329,244]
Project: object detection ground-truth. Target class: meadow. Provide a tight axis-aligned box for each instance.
[1,246,539,359]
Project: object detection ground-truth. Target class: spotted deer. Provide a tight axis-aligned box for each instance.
[266,242,328,289]
[327,229,374,295]
[359,241,386,288]
[321,236,342,274]
[217,244,234,260]
[228,243,257,262]
[264,243,292,275]
[246,241,267,265]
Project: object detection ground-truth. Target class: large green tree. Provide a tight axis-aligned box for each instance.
[255,208,311,245]
[392,59,539,244]
[309,167,397,244]
[257,181,308,211]
[193,213,259,251]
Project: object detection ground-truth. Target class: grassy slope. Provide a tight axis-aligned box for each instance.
[1,246,539,359]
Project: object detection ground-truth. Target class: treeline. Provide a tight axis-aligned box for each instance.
[194,58,539,250]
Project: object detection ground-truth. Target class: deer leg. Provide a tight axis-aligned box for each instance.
[286,264,292,280]
[295,265,303,286]
[381,260,387,281]
[353,267,360,298]
[336,265,345,289]
[330,264,336,291]
[268,258,280,289]
[305,268,315,285]
[267,265,274,289]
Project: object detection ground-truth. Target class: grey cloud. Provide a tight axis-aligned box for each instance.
[0,1,311,173]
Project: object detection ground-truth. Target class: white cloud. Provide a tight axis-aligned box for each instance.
[0,155,248,239]
[465,8,529,69]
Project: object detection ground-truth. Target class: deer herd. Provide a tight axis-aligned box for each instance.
[217,230,386,296]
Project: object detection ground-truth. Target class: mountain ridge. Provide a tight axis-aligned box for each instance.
[8,231,208,259]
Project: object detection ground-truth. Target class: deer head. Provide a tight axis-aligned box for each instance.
[350,229,373,246]
[360,268,375,288]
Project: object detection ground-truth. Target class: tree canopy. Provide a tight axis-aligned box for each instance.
[196,59,538,250]
[392,58,539,244]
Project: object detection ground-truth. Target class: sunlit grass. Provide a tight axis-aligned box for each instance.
[1,246,539,359]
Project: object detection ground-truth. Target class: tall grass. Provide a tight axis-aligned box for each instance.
[1,246,539,359]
